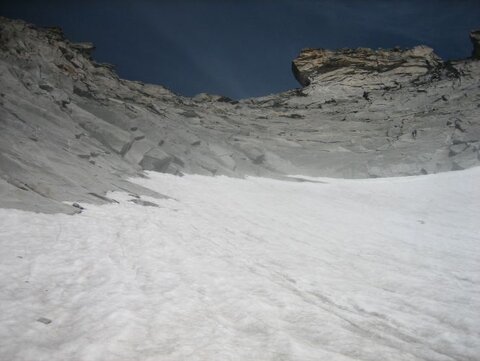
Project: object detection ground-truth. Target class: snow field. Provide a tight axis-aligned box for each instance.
[1,168,479,361]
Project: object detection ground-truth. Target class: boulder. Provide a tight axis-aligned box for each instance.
[139,148,177,173]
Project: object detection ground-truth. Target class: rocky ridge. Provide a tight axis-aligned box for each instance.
[292,45,443,86]
[1,16,479,213]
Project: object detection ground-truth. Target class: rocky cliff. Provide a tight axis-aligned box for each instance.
[291,45,443,86]
[1,16,479,213]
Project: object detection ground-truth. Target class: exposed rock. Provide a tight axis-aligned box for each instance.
[78,119,133,155]
[0,16,479,213]
[470,30,480,59]
[73,82,93,98]
[123,140,154,165]
[139,148,174,173]
[449,143,469,157]
[38,81,54,92]
[88,192,119,204]
[292,46,442,86]
[36,317,52,325]
[193,92,237,104]
[129,198,159,207]
[238,144,265,164]
[70,42,95,56]
[72,202,84,210]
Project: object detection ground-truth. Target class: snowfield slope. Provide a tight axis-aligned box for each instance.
[0,168,479,361]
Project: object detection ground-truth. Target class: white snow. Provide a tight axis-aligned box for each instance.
[1,168,479,361]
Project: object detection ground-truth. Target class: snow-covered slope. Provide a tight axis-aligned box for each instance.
[1,168,479,361]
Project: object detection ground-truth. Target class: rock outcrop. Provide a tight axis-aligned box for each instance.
[1,16,479,213]
[471,30,480,59]
[292,46,442,86]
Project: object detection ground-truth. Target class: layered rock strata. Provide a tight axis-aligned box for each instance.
[291,46,442,86]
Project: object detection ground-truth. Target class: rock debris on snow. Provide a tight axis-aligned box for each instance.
[36,318,52,325]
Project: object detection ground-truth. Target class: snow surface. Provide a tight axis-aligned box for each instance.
[1,168,479,361]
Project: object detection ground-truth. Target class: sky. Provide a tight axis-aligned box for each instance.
[1,0,480,99]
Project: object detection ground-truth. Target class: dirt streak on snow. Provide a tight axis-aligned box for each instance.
[1,168,479,361]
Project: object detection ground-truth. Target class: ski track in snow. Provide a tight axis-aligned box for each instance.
[0,168,479,361]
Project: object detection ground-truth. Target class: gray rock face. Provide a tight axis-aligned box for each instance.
[139,148,178,174]
[70,42,95,56]
[292,46,442,86]
[1,16,480,213]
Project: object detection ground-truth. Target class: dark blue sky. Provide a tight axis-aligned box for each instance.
[1,1,480,99]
